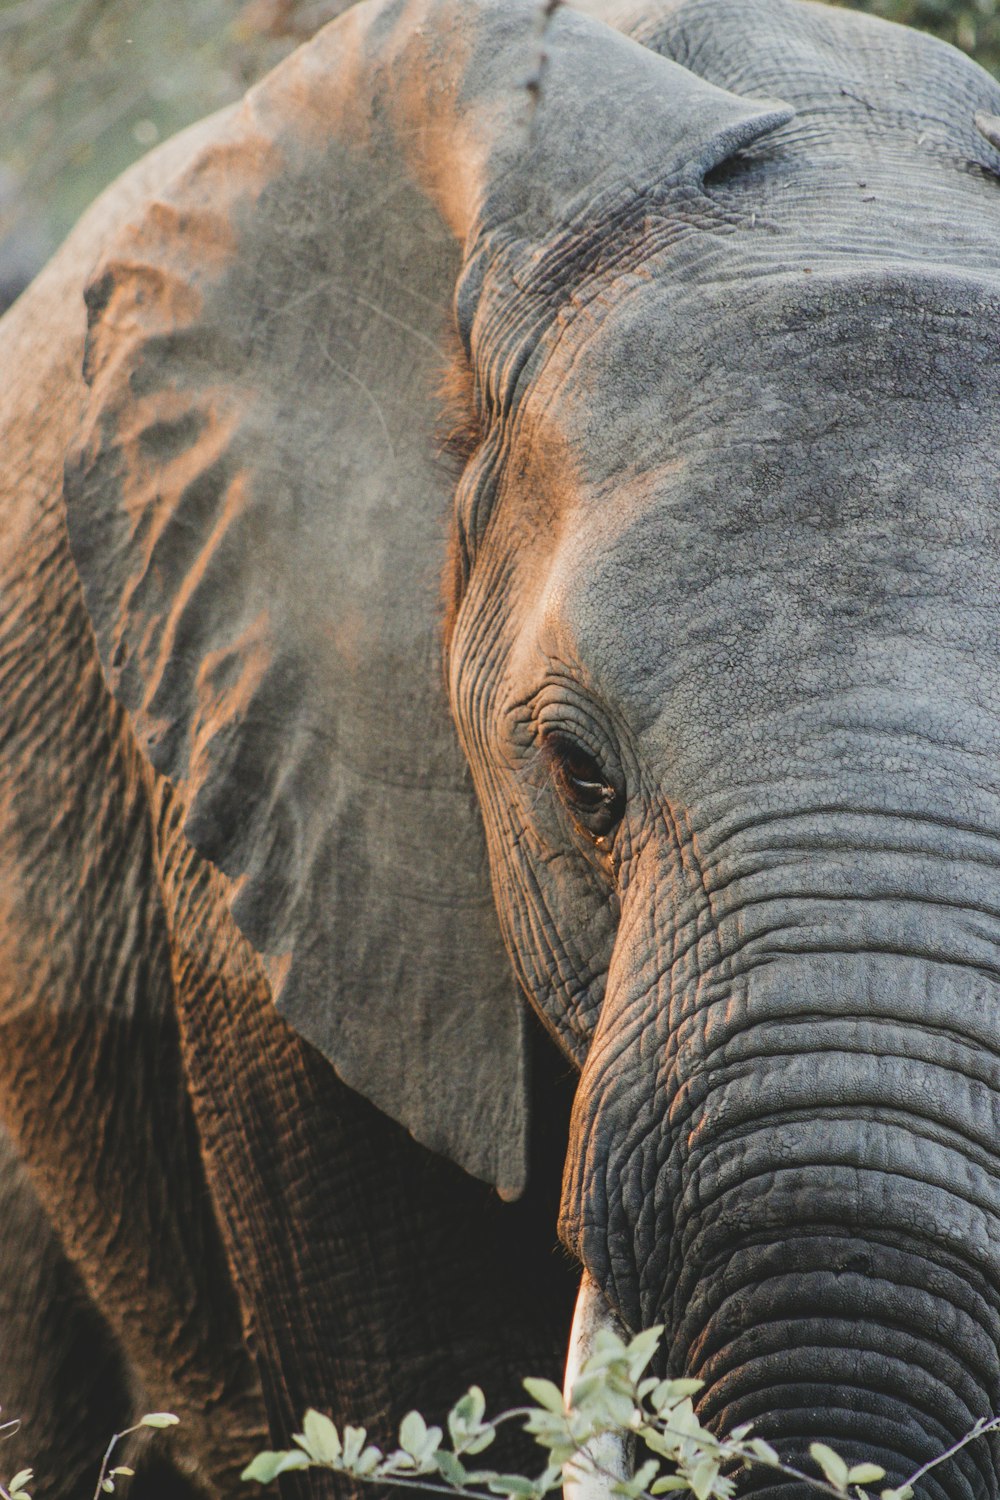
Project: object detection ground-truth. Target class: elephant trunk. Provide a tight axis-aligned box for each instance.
[559,815,1000,1498]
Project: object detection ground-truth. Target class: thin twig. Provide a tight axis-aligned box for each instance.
[897,1416,1000,1493]
[366,1478,497,1499]
[92,1422,143,1500]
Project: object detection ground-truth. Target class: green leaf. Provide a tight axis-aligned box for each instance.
[381,1448,417,1473]
[612,1457,661,1498]
[665,1398,703,1440]
[651,1378,704,1413]
[400,1411,429,1456]
[523,1379,565,1415]
[434,1450,469,1487]
[8,1472,32,1493]
[810,1443,850,1492]
[848,1464,886,1487]
[880,1488,914,1500]
[627,1327,665,1381]
[241,1451,310,1484]
[748,1439,780,1467]
[544,1446,580,1469]
[650,1478,690,1494]
[342,1426,370,1469]
[488,1476,541,1497]
[300,1410,342,1465]
[101,1483,114,1495]
[642,1429,683,1461]
[522,1410,571,1444]
[423,1430,443,1463]
[447,1386,495,1459]
[574,1384,635,1431]
[450,1387,487,1431]
[568,1374,607,1409]
[592,1329,627,1357]
[581,1330,629,1376]
[690,1456,720,1500]
[110,1470,135,1479]
[241,1452,288,1485]
[140,1414,179,1430]
[354,1446,382,1476]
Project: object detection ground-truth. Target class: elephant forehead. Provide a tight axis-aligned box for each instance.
[527,292,1000,744]
[531,437,1000,826]
[533,265,1000,489]
[558,431,1000,647]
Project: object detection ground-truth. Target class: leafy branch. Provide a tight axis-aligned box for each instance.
[91,1413,179,1499]
[242,1326,1000,1500]
[0,1412,178,1500]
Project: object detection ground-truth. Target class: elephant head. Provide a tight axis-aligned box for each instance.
[61,0,1000,1491]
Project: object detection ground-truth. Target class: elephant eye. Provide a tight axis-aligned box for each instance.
[543,733,624,841]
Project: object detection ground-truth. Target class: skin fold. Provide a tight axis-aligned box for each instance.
[3,0,1000,1496]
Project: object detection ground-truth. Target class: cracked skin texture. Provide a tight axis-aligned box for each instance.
[5,0,1000,1495]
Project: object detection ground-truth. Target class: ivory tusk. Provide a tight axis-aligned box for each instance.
[563,1272,633,1500]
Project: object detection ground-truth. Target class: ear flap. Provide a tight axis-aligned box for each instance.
[65,3,537,1194]
[64,0,791,1196]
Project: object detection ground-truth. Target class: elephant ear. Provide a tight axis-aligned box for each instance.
[64,2,532,1192]
[64,0,792,1195]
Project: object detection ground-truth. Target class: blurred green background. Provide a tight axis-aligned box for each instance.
[866,0,1000,69]
[0,0,351,296]
[0,0,998,295]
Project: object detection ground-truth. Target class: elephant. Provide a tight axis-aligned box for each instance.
[4,0,1000,1494]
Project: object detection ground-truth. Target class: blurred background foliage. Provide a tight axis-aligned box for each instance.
[862,0,1000,70]
[0,0,998,304]
[0,0,349,300]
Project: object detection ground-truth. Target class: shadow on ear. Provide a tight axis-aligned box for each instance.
[64,0,793,1197]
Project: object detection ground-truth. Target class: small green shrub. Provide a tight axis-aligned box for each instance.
[242,1327,1000,1500]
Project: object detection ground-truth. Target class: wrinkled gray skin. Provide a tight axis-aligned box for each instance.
[4,0,1000,1496]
